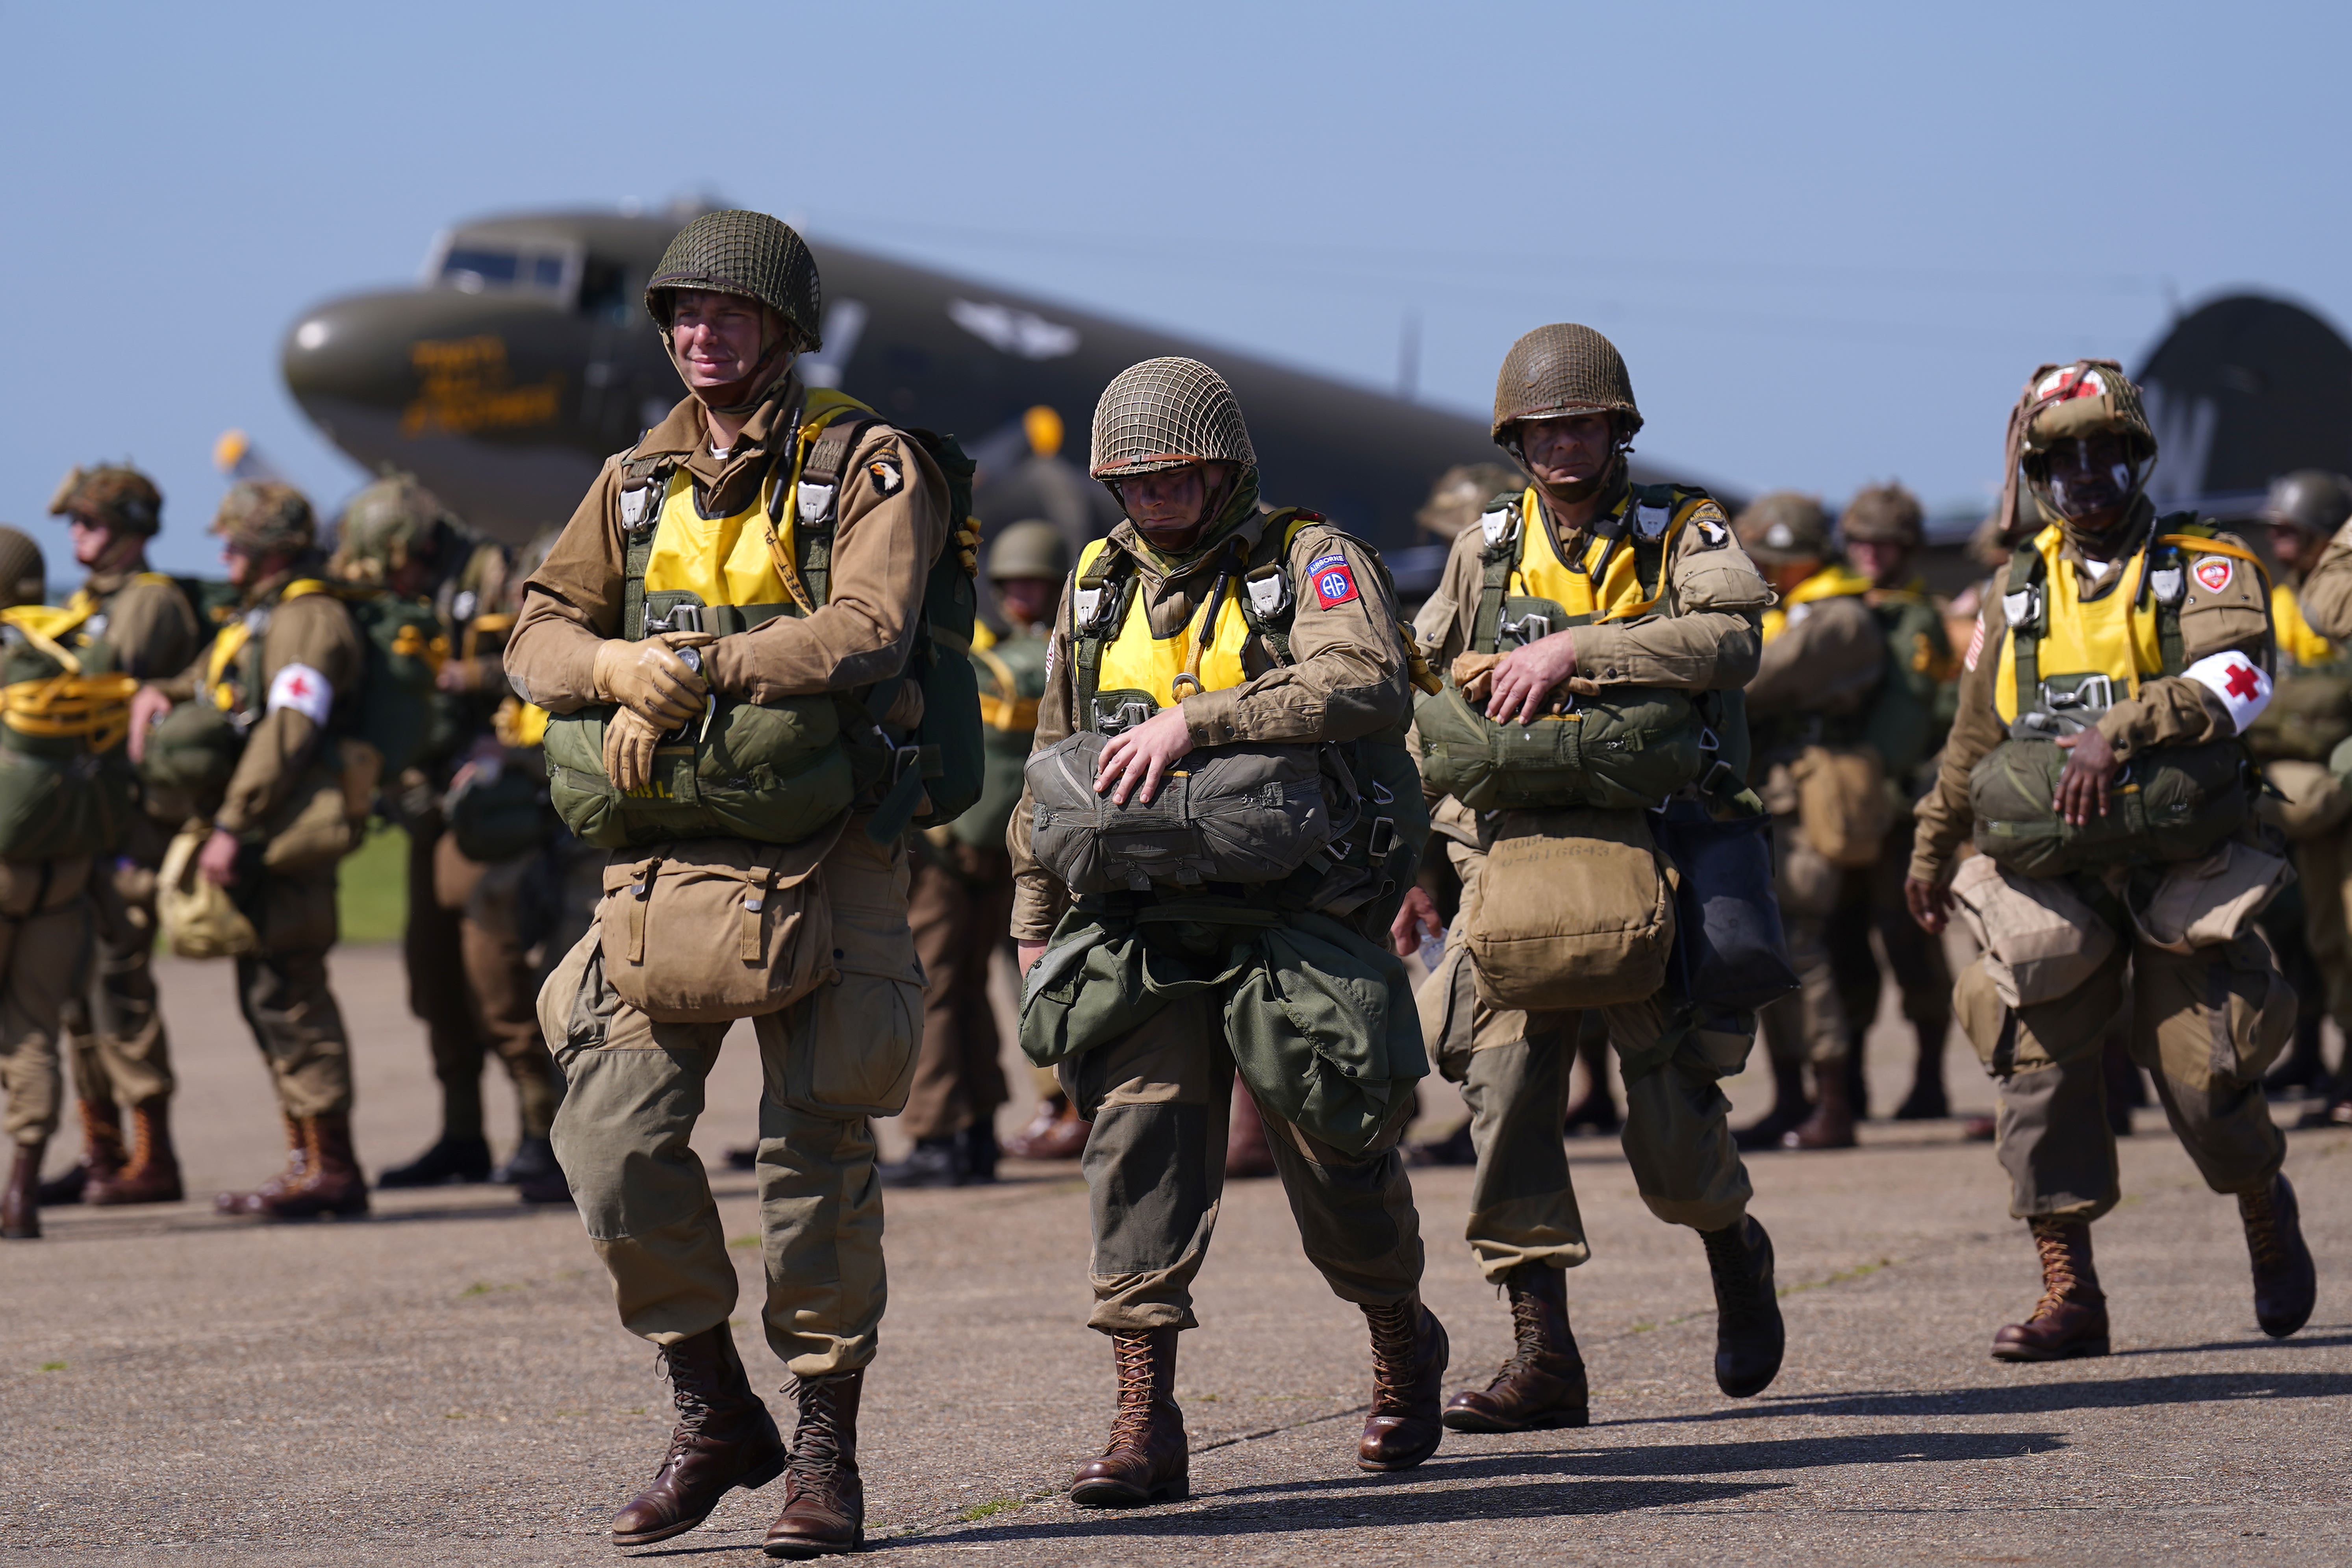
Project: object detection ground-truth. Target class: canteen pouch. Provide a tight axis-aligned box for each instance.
[597,819,844,1023]
[1947,853,2114,1008]
[1412,679,1705,812]
[545,695,855,850]
[156,823,258,960]
[1970,736,2250,879]
[1465,808,1674,1010]
[2261,758,2352,843]
[1653,805,1799,1013]
[1792,743,1892,869]
[1024,729,1333,894]
[2130,840,2293,955]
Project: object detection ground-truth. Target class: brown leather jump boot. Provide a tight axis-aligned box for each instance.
[87,1100,183,1206]
[1991,1218,2110,1360]
[763,1371,865,1558]
[216,1116,306,1216]
[1443,1262,1588,1432]
[1784,1063,1857,1149]
[612,1326,787,1547]
[1004,1095,1091,1160]
[1702,1216,1787,1396]
[37,1099,124,1206]
[1359,1295,1448,1471]
[3,1140,45,1239]
[2239,1174,2316,1339]
[1070,1328,1187,1507]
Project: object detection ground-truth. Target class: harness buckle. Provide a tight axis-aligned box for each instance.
[2042,673,2114,714]
[1245,564,1290,619]
[619,483,652,528]
[796,480,837,528]
[1071,578,1108,630]
[2152,565,2185,605]
[1498,610,1552,649]
[1479,506,1518,549]
[1367,817,1397,858]
[644,603,704,636]
[1094,698,1155,735]
[2002,586,2040,629]
[1634,502,1671,539]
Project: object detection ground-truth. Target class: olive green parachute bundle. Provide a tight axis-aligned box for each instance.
[543,695,856,850]
[1968,736,2251,879]
[1412,680,1707,812]
[1024,730,1332,893]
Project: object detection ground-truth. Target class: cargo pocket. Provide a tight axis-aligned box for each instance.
[774,969,922,1118]
[538,926,619,1070]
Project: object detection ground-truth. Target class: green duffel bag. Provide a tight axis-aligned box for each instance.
[1413,679,1706,812]
[543,696,855,849]
[2247,669,2352,763]
[137,700,243,823]
[1969,736,2250,879]
[0,735,140,862]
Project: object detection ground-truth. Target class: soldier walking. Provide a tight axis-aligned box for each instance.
[330,475,566,1200]
[1393,324,1787,1432]
[1906,360,2316,1357]
[1012,358,1448,1503]
[35,465,202,1207]
[128,482,373,1218]
[506,209,950,1556]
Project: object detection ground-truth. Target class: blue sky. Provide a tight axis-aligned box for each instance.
[4,0,2346,575]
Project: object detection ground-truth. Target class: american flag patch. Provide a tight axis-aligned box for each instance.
[1964,616,1985,672]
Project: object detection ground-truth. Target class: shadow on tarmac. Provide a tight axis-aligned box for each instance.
[1639,1370,2352,1423]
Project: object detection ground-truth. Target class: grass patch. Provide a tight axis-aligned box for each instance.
[957,1498,1024,1523]
[336,823,408,945]
[460,1281,525,1297]
[1779,1258,1892,1299]
[38,1361,65,1372]
[728,1234,761,1249]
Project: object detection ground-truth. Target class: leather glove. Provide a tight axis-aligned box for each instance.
[602,706,665,793]
[591,633,713,728]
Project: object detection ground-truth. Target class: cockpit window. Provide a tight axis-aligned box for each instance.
[433,240,577,300]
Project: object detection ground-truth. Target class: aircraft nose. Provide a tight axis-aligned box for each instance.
[281,293,415,418]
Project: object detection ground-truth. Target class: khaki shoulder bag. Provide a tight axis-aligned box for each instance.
[1466,807,1674,1010]
[1791,744,1892,869]
[597,816,845,1023]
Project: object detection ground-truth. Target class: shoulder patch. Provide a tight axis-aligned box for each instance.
[865,457,903,497]
[1307,552,1360,610]
[2193,556,2232,594]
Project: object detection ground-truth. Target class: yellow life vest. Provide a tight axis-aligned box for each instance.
[1760,561,1874,644]
[634,387,874,622]
[1991,523,2267,723]
[2272,582,2337,669]
[1500,484,1706,626]
[1078,517,1318,708]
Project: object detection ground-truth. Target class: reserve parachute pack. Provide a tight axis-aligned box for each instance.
[543,389,983,850]
[139,579,444,823]
[0,602,140,861]
[1414,484,1720,812]
[1027,513,1430,921]
[1969,518,2256,879]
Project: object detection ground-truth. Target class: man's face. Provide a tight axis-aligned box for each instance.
[1119,463,1224,549]
[221,543,255,588]
[2268,522,2318,575]
[1518,413,1617,492]
[386,553,436,598]
[2042,432,2139,526]
[996,576,1058,627]
[68,518,118,570]
[669,290,773,390]
[1847,539,1909,589]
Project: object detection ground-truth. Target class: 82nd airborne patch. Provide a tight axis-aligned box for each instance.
[1308,552,1359,609]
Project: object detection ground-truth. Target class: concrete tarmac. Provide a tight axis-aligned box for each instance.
[3,946,2346,1565]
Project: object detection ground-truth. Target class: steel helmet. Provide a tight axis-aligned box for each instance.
[643,209,823,352]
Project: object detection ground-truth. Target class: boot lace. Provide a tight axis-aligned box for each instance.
[1364,1301,1420,1411]
[651,1344,724,1470]
[788,1376,848,1483]
[1498,1289,1552,1375]
[2027,1218,2097,1318]
[1702,1225,1764,1327]
[2238,1186,2288,1272]
[1103,1334,1162,1453]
